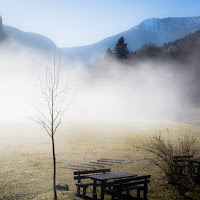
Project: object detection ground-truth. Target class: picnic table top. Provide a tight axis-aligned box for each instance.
[85,173,136,181]
[192,158,200,163]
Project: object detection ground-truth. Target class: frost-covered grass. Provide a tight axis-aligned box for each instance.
[0,121,200,199]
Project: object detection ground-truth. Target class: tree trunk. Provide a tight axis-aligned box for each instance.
[52,136,57,200]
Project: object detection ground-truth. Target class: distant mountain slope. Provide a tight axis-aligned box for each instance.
[3,25,57,55]
[62,16,200,63]
[1,16,200,64]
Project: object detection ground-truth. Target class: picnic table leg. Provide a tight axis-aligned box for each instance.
[189,162,194,175]
[126,190,129,197]
[77,185,80,197]
[137,189,140,199]
[101,180,106,200]
[93,180,97,200]
[144,180,148,200]
[83,186,86,197]
[198,163,200,174]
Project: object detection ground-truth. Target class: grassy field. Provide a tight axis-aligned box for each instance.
[0,120,200,200]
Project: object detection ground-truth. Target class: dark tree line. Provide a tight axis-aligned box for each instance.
[102,29,200,65]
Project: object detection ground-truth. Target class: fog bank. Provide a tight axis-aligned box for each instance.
[0,43,199,124]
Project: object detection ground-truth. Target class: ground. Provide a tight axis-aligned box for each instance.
[0,120,200,200]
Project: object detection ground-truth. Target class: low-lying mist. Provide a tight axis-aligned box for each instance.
[69,58,198,123]
[0,41,199,126]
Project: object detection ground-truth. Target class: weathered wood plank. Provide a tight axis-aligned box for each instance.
[99,158,125,162]
[62,167,87,171]
[70,165,96,169]
[97,160,122,164]
[82,163,105,168]
[90,162,113,166]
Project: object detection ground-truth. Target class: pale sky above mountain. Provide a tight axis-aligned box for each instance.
[0,0,200,47]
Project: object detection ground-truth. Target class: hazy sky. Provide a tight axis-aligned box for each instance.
[0,0,200,47]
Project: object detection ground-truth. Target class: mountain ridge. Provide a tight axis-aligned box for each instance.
[3,25,57,55]
[1,16,200,63]
[62,16,200,63]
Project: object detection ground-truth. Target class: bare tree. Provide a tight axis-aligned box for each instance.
[30,55,73,200]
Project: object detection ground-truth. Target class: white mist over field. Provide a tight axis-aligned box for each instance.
[0,43,197,124]
[0,46,39,122]
[69,60,195,122]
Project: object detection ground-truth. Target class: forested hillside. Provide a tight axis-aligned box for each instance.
[96,29,200,64]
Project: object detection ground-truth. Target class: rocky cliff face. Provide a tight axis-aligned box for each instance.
[0,16,6,40]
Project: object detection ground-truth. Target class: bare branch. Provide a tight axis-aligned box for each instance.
[28,116,51,137]
[32,105,52,125]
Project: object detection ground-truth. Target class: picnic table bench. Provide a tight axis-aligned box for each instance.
[74,168,111,199]
[173,155,193,175]
[190,158,200,181]
[105,175,151,200]
[173,155,193,163]
[173,155,200,182]
[86,173,137,200]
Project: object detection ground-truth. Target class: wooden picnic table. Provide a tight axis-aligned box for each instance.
[191,158,200,176]
[85,173,136,200]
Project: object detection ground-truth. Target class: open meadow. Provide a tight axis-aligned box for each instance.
[0,120,200,200]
